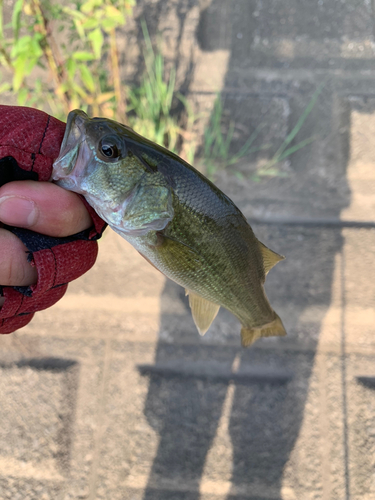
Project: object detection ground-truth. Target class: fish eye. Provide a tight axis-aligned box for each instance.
[98,135,124,161]
[101,143,118,157]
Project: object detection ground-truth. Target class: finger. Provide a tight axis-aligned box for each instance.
[0,228,38,286]
[0,181,92,237]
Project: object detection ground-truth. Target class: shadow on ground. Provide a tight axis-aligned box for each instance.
[133,0,355,498]
[141,225,345,499]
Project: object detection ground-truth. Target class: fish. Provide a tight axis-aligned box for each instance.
[52,110,286,347]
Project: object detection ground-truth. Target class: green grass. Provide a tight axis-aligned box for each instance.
[201,95,268,179]
[127,21,181,153]
[200,83,324,181]
[256,82,325,177]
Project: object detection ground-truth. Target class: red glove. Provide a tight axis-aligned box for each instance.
[0,105,106,333]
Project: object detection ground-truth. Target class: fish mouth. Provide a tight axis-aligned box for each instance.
[51,110,91,191]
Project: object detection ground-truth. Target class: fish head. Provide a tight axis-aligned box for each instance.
[52,110,148,206]
[52,110,174,234]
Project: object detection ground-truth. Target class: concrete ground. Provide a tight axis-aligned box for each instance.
[2,0,375,498]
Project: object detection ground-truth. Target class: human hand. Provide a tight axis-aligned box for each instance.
[0,180,93,308]
[0,105,106,333]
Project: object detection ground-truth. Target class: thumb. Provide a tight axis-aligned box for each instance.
[0,180,93,237]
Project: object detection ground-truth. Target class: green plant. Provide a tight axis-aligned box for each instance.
[0,3,196,160]
[0,1,320,182]
[0,0,135,120]
[200,84,324,181]
[257,83,325,177]
[201,94,268,179]
[127,21,182,153]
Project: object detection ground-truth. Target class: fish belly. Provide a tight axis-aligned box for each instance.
[126,231,276,327]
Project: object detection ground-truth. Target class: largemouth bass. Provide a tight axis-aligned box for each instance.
[52,110,286,346]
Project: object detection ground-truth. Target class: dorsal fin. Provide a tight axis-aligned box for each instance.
[185,290,220,335]
[258,241,285,275]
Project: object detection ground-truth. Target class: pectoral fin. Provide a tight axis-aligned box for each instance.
[241,313,286,347]
[185,290,220,335]
[258,241,285,275]
[113,182,174,237]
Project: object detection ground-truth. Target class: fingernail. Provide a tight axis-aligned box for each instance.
[0,196,38,227]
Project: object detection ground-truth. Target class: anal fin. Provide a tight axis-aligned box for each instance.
[185,290,220,335]
[241,313,286,347]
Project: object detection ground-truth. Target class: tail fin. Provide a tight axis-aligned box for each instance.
[241,314,286,347]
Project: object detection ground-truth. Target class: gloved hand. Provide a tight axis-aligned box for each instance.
[0,105,107,334]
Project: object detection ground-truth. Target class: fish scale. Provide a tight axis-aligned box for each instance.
[52,109,287,347]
